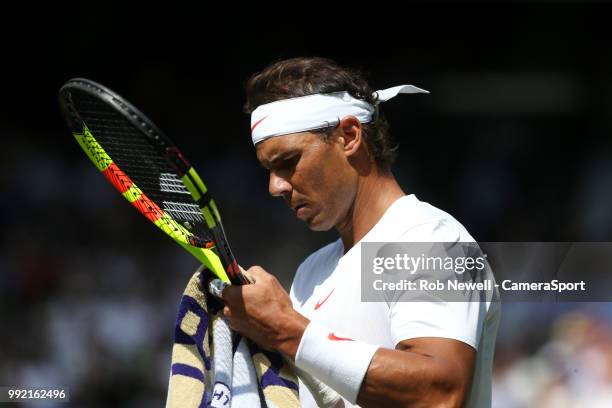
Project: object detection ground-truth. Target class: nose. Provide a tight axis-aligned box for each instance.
[268,171,292,197]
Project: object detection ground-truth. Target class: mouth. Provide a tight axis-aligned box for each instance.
[293,203,306,212]
[292,203,308,217]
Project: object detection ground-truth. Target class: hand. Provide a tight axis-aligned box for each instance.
[222,266,309,360]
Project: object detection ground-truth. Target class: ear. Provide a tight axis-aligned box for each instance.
[338,116,363,158]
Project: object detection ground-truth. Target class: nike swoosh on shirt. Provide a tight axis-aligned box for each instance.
[328,332,354,341]
[251,115,269,132]
[314,288,335,310]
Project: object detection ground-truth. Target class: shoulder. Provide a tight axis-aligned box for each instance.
[379,195,476,243]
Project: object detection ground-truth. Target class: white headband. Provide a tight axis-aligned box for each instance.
[250,85,429,145]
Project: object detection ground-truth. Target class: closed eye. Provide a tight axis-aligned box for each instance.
[268,154,300,172]
[276,155,299,170]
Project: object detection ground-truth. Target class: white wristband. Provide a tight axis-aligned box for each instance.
[295,320,379,404]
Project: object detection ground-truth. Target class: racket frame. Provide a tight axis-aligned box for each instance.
[59,78,245,284]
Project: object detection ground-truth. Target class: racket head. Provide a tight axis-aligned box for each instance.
[59,78,241,283]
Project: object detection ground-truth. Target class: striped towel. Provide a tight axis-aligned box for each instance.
[166,268,302,408]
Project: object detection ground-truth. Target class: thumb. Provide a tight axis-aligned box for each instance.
[239,264,254,283]
[244,265,271,283]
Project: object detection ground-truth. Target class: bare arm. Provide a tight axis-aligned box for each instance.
[357,338,475,408]
[223,267,476,408]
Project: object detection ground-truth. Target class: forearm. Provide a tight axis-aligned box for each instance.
[279,317,470,408]
[274,310,310,360]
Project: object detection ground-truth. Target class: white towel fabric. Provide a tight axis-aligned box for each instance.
[232,337,263,407]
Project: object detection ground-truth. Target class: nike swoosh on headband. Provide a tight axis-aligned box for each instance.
[251,115,269,132]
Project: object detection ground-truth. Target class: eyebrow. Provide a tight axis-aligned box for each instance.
[261,150,298,169]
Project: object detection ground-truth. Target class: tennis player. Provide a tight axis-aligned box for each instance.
[222,57,500,408]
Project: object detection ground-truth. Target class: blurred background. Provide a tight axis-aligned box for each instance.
[1,3,611,407]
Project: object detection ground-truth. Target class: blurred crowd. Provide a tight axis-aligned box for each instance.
[1,128,611,406]
[493,306,612,407]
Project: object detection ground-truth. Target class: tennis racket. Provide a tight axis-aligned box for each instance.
[59,78,249,285]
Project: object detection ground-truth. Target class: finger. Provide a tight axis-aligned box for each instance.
[240,265,256,283]
[245,265,270,281]
[221,284,241,305]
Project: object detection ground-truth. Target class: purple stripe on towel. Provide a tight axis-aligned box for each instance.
[171,363,205,382]
[174,295,212,370]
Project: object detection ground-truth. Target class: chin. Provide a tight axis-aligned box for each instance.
[306,223,330,232]
[304,215,335,232]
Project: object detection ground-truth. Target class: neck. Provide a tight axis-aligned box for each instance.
[336,167,405,252]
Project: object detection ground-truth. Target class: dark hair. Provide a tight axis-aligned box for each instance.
[243,57,397,168]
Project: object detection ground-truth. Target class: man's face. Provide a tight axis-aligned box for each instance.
[256,131,358,231]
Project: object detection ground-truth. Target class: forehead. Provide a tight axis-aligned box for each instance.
[255,132,320,162]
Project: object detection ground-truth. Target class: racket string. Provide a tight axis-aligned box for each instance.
[72,90,213,243]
